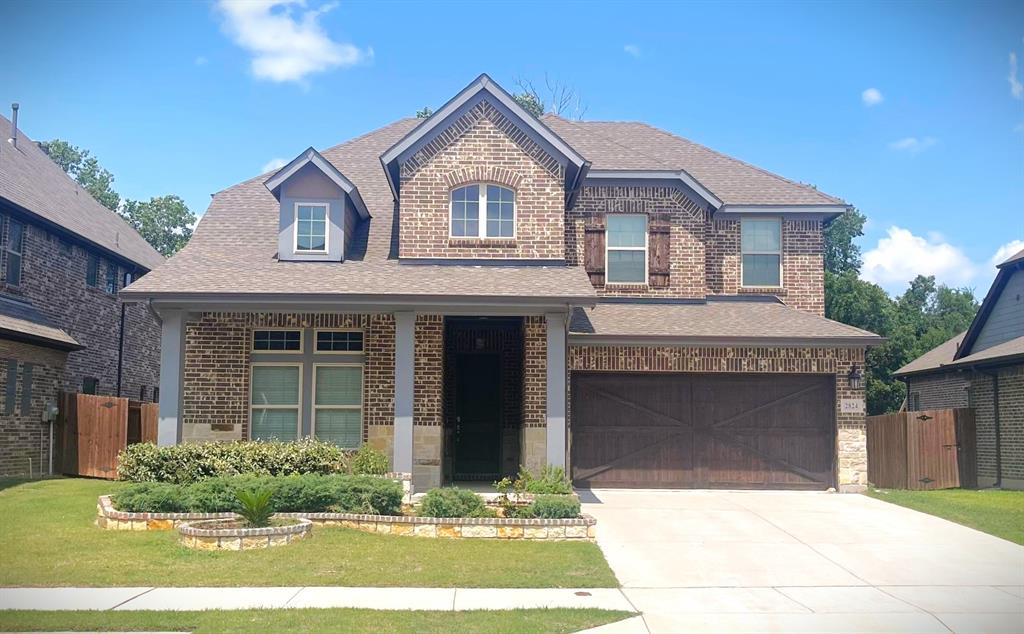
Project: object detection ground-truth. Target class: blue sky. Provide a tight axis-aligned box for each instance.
[4,0,1022,295]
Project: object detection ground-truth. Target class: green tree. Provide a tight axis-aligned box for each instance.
[120,196,195,257]
[512,92,545,118]
[415,106,433,119]
[824,208,866,275]
[39,139,120,211]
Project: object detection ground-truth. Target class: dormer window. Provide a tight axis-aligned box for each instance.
[450,184,515,239]
[294,203,328,253]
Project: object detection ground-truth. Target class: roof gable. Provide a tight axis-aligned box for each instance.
[265,147,369,219]
[956,263,1023,360]
[379,74,590,205]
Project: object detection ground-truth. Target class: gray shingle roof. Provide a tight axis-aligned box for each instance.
[896,331,1024,376]
[570,300,882,345]
[0,115,164,271]
[895,331,965,376]
[0,296,80,350]
[1000,248,1024,268]
[542,115,846,206]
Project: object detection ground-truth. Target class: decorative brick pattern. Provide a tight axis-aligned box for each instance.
[568,185,708,298]
[0,340,65,475]
[704,217,825,315]
[398,101,566,260]
[569,344,868,490]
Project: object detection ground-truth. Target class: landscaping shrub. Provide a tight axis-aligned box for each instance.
[518,465,572,494]
[235,489,274,527]
[112,474,402,515]
[518,494,581,519]
[418,487,494,518]
[116,439,351,484]
[350,445,389,476]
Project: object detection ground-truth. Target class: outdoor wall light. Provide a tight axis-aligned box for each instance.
[848,365,864,390]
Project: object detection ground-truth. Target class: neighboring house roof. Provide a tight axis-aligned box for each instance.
[0,295,81,351]
[569,298,883,346]
[542,114,847,208]
[895,331,966,377]
[998,247,1024,268]
[954,335,1024,367]
[0,115,164,271]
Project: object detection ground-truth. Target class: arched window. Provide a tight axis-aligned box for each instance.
[450,184,515,238]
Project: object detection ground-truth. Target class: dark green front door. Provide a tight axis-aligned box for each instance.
[453,353,502,480]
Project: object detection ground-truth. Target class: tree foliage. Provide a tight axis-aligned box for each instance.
[415,106,433,119]
[823,210,979,414]
[40,139,195,256]
[512,75,587,120]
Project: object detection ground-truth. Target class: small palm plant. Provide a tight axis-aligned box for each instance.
[235,488,274,528]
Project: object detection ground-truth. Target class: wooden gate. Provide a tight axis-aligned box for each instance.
[55,393,158,479]
[866,408,977,489]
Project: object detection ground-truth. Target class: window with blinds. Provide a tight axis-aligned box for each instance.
[312,364,363,448]
[250,364,301,440]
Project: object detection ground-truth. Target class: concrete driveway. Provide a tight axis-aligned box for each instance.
[580,489,1024,634]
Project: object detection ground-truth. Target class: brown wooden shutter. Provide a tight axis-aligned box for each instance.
[584,214,606,286]
[648,213,671,288]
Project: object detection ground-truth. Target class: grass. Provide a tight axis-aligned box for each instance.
[865,487,1024,545]
[0,608,634,633]
[0,478,617,588]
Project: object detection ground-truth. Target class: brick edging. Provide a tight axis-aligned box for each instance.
[178,517,312,538]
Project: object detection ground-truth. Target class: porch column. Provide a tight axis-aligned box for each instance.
[393,311,415,475]
[545,312,567,467]
[157,308,186,446]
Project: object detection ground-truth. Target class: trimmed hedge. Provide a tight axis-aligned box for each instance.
[418,487,495,518]
[518,494,581,519]
[117,439,389,484]
[111,474,403,516]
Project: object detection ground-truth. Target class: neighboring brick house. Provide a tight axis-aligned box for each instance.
[0,110,163,476]
[123,75,881,492]
[897,249,1024,489]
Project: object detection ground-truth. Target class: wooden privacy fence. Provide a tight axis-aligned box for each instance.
[866,408,977,490]
[55,393,158,479]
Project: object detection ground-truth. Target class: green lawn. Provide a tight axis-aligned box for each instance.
[865,487,1024,545]
[0,478,617,588]
[0,608,633,633]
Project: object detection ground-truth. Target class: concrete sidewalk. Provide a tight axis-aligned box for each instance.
[0,587,634,612]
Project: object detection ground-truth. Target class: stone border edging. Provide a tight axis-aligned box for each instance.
[97,495,595,540]
[178,517,312,551]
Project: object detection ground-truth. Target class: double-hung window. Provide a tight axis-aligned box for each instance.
[741,218,782,287]
[294,203,328,253]
[312,364,363,448]
[4,219,24,286]
[450,184,515,239]
[250,363,301,441]
[606,214,647,284]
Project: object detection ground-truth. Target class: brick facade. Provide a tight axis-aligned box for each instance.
[398,101,566,260]
[906,373,970,411]
[969,365,1024,488]
[0,340,65,475]
[568,344,868,490]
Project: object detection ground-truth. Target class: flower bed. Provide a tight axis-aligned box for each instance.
[96,495,596,540]
[178,517,312,550]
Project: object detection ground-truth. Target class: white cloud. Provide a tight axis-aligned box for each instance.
[216,0,371,84]
[1010,52,1023,99]
[623,44,641,58]
[861,87,884,106]
[195,56,208,66]
[990,239,1024,266]
[888,136,937,153]
[261,157,288,173]
[862,226,978,292]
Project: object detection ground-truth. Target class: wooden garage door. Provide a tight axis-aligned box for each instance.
[571,373,836,489]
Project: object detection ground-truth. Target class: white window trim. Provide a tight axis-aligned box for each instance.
[251,328,304,355]
[293,201,330,254]
[448,183,517,240]
[313,328,365,355]
[311,362,364,448]
[740,216,784,288]
[249,361,303,441]
[605,214,648,286]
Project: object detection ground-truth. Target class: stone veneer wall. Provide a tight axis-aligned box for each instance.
[568,344,868,491]
[398,101,565,260]
[567,185,708,299]
[0,340,65,475]
[181,312,394,442]
[705,218,825,316]
[970,365,1024,489]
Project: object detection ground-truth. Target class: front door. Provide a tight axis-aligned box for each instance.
[453,353,502,480]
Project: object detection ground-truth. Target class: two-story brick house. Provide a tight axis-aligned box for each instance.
[0,110,163,475]
[123,75,881,492]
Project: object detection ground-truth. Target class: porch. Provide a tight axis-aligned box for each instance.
[154,308,568,491]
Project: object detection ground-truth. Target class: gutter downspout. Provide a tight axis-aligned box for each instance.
[977,368,1002,488]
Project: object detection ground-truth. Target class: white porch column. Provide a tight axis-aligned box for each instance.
[157,309,186,446]
[393,311,415,475]
[545,312,567,467]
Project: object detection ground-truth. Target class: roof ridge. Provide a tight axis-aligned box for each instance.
[630,122,846,205]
